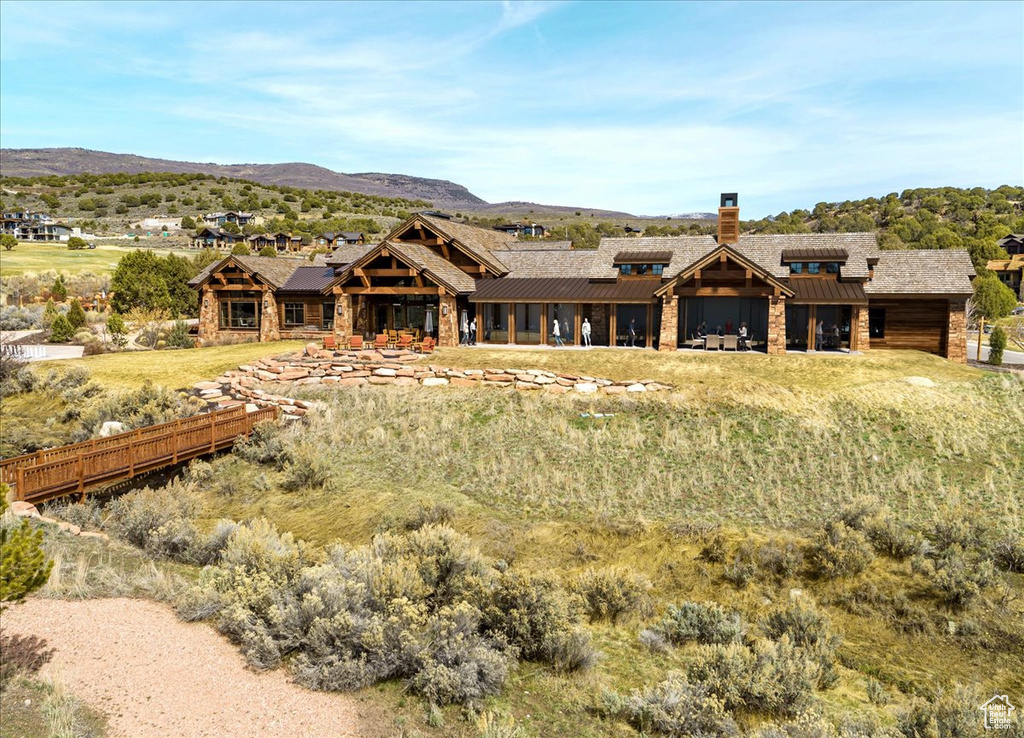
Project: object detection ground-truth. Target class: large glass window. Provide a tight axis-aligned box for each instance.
[619,264,633,276]
[218,300,259,330]
[481,303,509,342]
[515,303,542,344]
[807,262,821,274]
[546,303,576,345]
[869,308,886,338]
[321,302,335,331]
[790,263,803,274]
[283,303,305,326]
[615,305,647,346]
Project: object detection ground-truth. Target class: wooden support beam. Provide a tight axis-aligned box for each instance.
[646,303,654,348]
[745,269,752,288]
[363,268,416,277]
[674,287,775,297]
[508,303,516,344]
[574,304,582,346]
[808,305,818,351]
[342,286,444,295]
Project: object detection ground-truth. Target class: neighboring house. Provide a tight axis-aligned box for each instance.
[494,223,545,238]
[247,233,276,251]
[1,211,72,241]
[273,232,305,253]
[192,227,245,249]
[190,194,975,363]
[998,234,1024,255]
[987,254,1024,300]
[202,211,255,226]
[314,232,366,249]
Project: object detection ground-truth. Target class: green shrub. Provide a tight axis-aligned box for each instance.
[929,509,982,554]
[405,501,456,531]
[481,571,575,661]
[866,677,891,706]
[602,673,739,738]
[281,447,333,491]
[756,539,805,579]
[67,299,87,329]
[48,313,75,342]
[686,637,818,716]
[865,514,924,560]
[989,325,1007,366]
[572,567,650,624]
[698,532,727,563]
[656,601,745,646]
[165,320,194,349]
[810,521,875,578]
[48,498,102,530]
[234,420,287,466]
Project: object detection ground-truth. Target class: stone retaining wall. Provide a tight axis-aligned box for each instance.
[192,345,672,420]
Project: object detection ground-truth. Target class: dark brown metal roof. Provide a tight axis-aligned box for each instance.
[277,266,337,293]
[787,279,867,304]
[470,278,661,303]
[781,247,848,263]
[613,250,673,264]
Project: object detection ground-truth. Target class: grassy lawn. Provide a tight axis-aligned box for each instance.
[0,241,198,276]
[50,340,307,389]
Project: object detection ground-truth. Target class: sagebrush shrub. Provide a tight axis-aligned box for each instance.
[865,514,924,560]
[404,501,456,531]
[866,678,890,706]
[698,532,728,563]
[48,498,102,530]
[106,481,201,558]
[234,420,287,466]
[993,533,1024,573]
[544,627,598,673]
[757,540,805,579]
[929,510,982,554]
[657,601,744,646]
[602,673,739,738]
[281,446,333,491]
[760,600,841,688]
[686,637,819,715]
[930,548,994,608]
[572,567,650,624]
[480,571,576,661]
[837,495,883,530]
[810,521,874,578]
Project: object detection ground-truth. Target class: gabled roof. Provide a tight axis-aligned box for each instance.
[865,250,975,296]
[594,236,719,279]
[334,239,478,294]
[340,231,364,240]
[494,239,572,252]
[187,255,306,289]
[494,248,597,279]
[324,243,374,268]
[389,213,511,275]
[657,243,795,297]
[733,234,878,280]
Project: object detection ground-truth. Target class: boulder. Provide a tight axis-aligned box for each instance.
[626,383,647,392]
[450,377,478,388]
[305,342,319,356]
[373,367,398,377]
[604,385,627,395]
[421,377,450,387]
[10,501,40,518]
[574,382,599,394]
[99,421,126,437]
[337,377,368,387]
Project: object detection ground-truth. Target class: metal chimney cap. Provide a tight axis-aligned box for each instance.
[720,193,738,207]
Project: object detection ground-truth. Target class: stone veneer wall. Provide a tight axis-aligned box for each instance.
[658,295,679,351]
[333,293,353,343]
[766,296,787,354]
[945,299,967,364]
[259,291,280,342]
[853,305,870,352]
[198,286,218,341]
[192,345,673,420]
[438,294,458,347]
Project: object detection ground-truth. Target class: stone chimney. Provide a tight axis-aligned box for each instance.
[717,193,739,244]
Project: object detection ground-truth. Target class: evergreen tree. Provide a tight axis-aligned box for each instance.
[0,487,52,610]
[106,312,128,349]
[111,250,170,313]
[231,242,250,255]
[1,234,16,250]
[42,299,58,328]
[258,245,277,257]
[67,299,87,329]
[973,274,1018,320]
[48,313,75,342]
[50,274,68,301]
[988,326,1007,366]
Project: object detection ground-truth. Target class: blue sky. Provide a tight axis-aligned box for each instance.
[1,0,1021,218]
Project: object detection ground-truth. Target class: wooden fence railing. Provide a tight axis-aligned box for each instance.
[1,405,278,506]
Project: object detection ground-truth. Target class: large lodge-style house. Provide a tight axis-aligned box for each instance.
[190,194,976,363]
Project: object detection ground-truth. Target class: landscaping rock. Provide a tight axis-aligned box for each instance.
[421,377,450,386]
[10,501,40,518]
[99,421,126,437]
[574,382,599,394]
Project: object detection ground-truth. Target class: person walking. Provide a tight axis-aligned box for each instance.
[581,317,592,347]
[469,317,477,345]
[627,318,637,347]
[460,311,469,345]
[815,320,824,351]
[552,317,564,347]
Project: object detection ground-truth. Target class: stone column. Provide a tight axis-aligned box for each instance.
[658,294,679,351]
[852,305,869,352]
[438,293,458,347]
[198,286,218,342]
[766,296,786,354]
[260,290,280,342]
[334,292,352,343]
[945,299,967,364]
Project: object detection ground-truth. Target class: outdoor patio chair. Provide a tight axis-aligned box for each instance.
[323,335,337,351]
[396,334,414,351]
[686,332,704,350]
[374,333,389,351]
[704,335,721,351]
[415,336,435,354]
[347,335,364,351]
[723,335,738,351]
[388,330,399,344]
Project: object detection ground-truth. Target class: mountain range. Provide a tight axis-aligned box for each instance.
[0,148,657,219]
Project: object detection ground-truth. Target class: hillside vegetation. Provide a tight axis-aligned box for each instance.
[0,171,430,242]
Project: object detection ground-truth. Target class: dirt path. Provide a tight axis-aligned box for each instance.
[1,598,387,738]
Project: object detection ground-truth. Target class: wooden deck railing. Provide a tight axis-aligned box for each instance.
[1,405,278,506]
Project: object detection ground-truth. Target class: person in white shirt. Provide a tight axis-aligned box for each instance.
[552,317,564,346]
[581,318,592,347]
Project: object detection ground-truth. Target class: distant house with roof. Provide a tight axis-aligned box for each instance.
[494,222,545,238]
[987,254,1024,300]
[314,232,366,249]
[1,211,73,241]
[189,193,975,362]
[192,227,245,249]
[998,234,1024,255]
[202,211,255,226]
